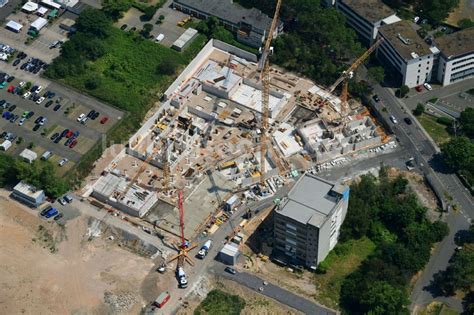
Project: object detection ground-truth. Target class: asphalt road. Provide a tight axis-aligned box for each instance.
[216,269,336,315]
[372,83,473,312]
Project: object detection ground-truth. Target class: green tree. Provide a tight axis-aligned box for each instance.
[141,23,153,38]
[141,5,158,21]
[102,0,131,20]
[437,250,474,295]
[413,103,425,116]
[397,85,409,98]
[441,136,474,171]
[417,0,460,24]
[459,108,474,139]
[458,19,474,29]
[76,8,111,38]
[0,154,17,187]
[360,281,409,314]
[368,66,385,83]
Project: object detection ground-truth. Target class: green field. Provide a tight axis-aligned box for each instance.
[57,28,206,116]
[418,114,452,145]
[314,237,376,309]
[194,289,246,315]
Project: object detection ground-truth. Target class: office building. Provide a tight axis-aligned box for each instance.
[172,0,283,48]
[11,181,45,208]
[273,174,349,269]
[377,21,439,88]
[336,0,400,45]
[435,27,474,86]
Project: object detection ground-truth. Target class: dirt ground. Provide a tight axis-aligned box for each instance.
[0,193,156,314]
[446,0,474,26]
[177,275,302,315]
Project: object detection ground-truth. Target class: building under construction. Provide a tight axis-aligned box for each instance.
[88,39,387,237]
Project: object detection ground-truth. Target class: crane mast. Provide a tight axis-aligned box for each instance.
[259,0,282,186]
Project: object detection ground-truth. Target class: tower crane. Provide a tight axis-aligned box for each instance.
[167,189,197,288]
[328,38,384,118]
[259,0,282,187]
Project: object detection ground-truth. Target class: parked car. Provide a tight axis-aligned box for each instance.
[53,104,61,111]
[53,213,64,221]
[6,76,14,83]
[92,111,100,120]
[13,59,21,67]
[40,205,53,216]
[45,100,53,108]
[65,130,73,138]
[10,115,19,123]
[23,91,31,99]
[224,267,236,275]
[35,116,43,124]
[50,132,60,141]
[8,104,16,112]
[26,111,34,119]
[45,208,58,219]
[372,94,380,102]
[77,113,85,122]
[120,24,128,30]
[80,117,88,124]
[404,117,412,125]
[33,124,41,131]
[390,115,398,124]
[54,136,63,144]
[58,198,67,205]
[18,81,26,87]
[69,139,78,148]
[100,116,109,124]
[18,118,26,126]
[415,85,423,92]
[38,117,47,126]
[63,195,73,203]
[423,83,433,91]
[58,158,68,166]
[36,97,45,104]
[35,85,43,93]
[87,110,96,118]
[60,129,69,137]
[22,111,29,118]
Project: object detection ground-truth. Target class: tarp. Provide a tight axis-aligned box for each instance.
[30,17,48,31]
[6,20,23,32]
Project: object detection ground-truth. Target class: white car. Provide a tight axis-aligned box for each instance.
[80,116,88,124]
[23,91,31,99]
[58,158,68,166]
[77,113,85,122]
[413,16,420,23]
[39,117,47,126]
[423,83,433,91]
[35,85,43,93]
[19,81,26,88]
[0,53,7,61]
[58,198,67,205]
[36,96,45,104]
[18,118,26,126]
[390,115,398,124]
[156,34,165,42]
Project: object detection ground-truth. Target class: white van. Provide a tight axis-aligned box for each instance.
[41,151,52,160]
[156,34,165,42]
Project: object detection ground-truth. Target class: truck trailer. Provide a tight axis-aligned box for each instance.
[154,291,171,308]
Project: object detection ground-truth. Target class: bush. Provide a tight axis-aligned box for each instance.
[194,289,245,315]
[436,116,453,126]
[397,85,410,98]
[316,260,329,274]
[413,103,425,116]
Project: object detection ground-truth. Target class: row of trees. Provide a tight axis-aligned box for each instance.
[0,154,69,198]
[339,169,449,314]
[441,108,474,188]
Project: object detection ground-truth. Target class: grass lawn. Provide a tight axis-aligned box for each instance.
[194,289,246,315]
[314,237,376,309]
[419,301,460,315]
[417,114,452,145]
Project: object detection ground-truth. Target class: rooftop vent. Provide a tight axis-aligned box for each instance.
[410,52,419,58]
[397,33,411,45]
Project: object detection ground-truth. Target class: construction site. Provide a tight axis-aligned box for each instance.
[85,29,390,257]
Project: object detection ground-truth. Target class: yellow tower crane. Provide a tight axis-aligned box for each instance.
[259,0,282,186]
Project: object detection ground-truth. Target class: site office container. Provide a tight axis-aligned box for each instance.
[154,291,170,308]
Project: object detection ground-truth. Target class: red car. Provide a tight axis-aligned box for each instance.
[69,139,78,148]
[65,130,73,138]
[7,85,15,93]
[415,85,423,92]
[100,116,108,124]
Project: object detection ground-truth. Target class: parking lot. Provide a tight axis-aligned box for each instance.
[116,0,189,47]
[0,73,123,173]
[0,10,71,63]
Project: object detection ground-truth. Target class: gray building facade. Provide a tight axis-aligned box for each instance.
[273,174,349,269]
[11,181,45,208]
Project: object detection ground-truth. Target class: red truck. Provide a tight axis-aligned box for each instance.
[154,291,171,308]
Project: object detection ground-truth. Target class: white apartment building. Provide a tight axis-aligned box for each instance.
[377,21,439,88]
[336,0,400,45]
[435,28,474,86]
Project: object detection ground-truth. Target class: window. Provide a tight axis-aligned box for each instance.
[418,70,421,73]
[418,64,421,67]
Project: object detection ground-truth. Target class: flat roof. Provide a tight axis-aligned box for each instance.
[340,0,395,23]
[277,174,344,227]
[13,181,44,198]
[435,27,474,58]
[379,21,433,60]
[20,148,37,161]
[6,20,23,31]
[173,28,198,49]
[174,0,276,32]
[22,1,38,11]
